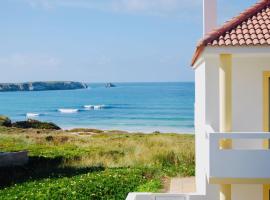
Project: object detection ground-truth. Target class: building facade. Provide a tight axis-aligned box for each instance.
[127,0,270,199]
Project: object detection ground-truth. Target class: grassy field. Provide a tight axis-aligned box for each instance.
[0,126,195,199]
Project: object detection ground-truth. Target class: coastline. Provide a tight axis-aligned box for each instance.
[1,114,194,134]
[61,125,194,134]
[0,82,194,134]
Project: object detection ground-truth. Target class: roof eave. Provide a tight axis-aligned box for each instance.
[191,0,270,67]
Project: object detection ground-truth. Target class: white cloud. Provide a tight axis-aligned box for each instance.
[0,53,61,70]
[24,0,53,9]
[111,0,200,13]
[21,0,201,17]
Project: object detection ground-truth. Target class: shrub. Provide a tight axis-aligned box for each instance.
[12,120,61,130]
[0,116,11,127]
[45,136,54,142]
[0,169,148,200]
[136,179,162,192]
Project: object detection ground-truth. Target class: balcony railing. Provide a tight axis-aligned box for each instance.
[206,126,270,180]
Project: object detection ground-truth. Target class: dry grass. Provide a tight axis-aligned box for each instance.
[0,126,195,176]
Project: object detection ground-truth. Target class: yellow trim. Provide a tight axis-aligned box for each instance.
[263,72,270,200]
[220,184,231,200]
[264,184,270,200]
[219,54,232,149]
[219,54,232,200]
[263,71,270,149]
[210,178,270,184]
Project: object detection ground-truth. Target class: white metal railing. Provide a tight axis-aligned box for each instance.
[206,125,270,179]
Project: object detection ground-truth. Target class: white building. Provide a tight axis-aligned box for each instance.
[126,0,270,199]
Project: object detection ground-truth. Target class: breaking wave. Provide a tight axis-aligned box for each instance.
[84,105,106,110]
[26,113,40,118]
[58,109,79,113]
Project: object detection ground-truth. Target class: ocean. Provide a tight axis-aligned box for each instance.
[0,82,194,133]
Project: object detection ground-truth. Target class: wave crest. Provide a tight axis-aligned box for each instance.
[26,113,40,118]
[58,109,79,113]
[84,105,106,110]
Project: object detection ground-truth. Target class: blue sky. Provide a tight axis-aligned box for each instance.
[1,0,258,83]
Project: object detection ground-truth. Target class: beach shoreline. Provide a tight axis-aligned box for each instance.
[61,125,194,134]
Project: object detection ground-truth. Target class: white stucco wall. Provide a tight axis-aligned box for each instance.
[204,56,220,200]
[201,54,270,149]
[232,56,270,149]
[194,58,220,200]
[194,51,270,200]
[201,50,270,134]
[195,62,206,195]
[194,57,223,200]
[232,56,270,132]
[205,56,220,132]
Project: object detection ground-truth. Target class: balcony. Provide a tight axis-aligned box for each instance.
[206,127,270,183]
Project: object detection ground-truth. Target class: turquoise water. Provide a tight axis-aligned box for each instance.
[0,82,194,133]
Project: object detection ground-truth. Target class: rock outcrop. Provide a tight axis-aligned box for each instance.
[0,81,88,92]
[105,83,116,88]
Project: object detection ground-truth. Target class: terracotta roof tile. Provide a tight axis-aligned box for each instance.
[249,28,256,34]
[251,33,258,39]
[239,39,246,45]
[232,39,239,45]
[260,38,266,43]
[253,38,260,44]
[258,33,264,39]
[237,34,244,40]
[191,0,270,66]
[246,39,253,45]
[212,40,218,45]
[243,29,249,34]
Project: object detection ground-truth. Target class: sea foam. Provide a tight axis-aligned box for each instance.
[26,113,40,118]
[84,105,106,110]
[58,109,79,113]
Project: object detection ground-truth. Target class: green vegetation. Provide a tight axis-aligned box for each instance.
[12,119,61,130]
[0,115,11,127]
[0,126,195,199]
[0,169,156,200]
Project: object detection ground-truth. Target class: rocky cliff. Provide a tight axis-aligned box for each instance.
[0,81,88,92]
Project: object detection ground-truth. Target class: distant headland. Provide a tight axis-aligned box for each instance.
[0,81,88,92]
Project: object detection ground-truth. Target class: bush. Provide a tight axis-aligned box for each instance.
[154,150,195,176]
[0,116,11,127]
[0,169,148,200]
[136,179,162,192]
[12,119,61,130]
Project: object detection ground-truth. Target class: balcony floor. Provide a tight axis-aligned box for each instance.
[169,177,196,193]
